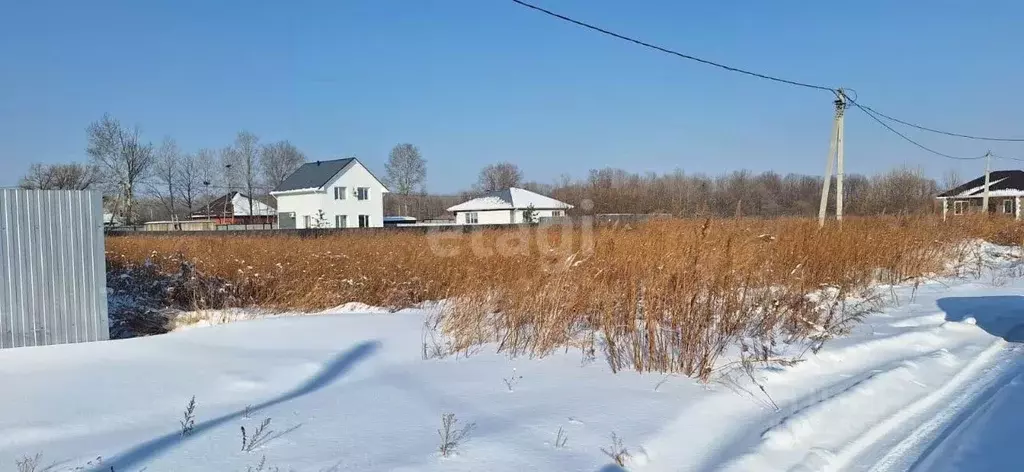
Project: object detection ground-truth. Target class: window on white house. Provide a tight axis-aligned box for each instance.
[358,215,370,227]
[303,215,312,227]
[465,212,479,224]
[356,187,370,200]
[335,215,347,228]
[551,210,564,217]
[1004,199,1014,214]
[953,201,967,215]
[334,187,347,200]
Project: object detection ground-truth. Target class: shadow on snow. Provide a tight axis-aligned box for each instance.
[937,296,1024,343]
[96,340,381,471]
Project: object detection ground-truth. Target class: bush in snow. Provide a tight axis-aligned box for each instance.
[553,427,568,449]
[600,432,630,467]
[241,417,274,452]
[180,395,197,437]
[437,413,475,457]
[15,453,41,472]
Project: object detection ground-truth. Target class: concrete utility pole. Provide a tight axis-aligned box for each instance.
[982,151,992,214]
[818,89,848,227]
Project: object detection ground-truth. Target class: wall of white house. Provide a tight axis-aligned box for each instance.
[512,208,566,224]
[274,162,388,229]
[457,209,513,225]
[455,208,568,225]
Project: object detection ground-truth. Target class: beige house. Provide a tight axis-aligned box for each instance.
[937,170,1024,220]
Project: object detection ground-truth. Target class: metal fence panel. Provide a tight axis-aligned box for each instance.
[0,189,108,348]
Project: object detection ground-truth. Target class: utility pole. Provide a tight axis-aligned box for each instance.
[982,150,992,214]
[818,88,847,227]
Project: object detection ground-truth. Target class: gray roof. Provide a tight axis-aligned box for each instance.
[938,170,1024,197]
[273,158,354,192]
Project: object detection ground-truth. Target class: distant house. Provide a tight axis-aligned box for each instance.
[270,158,389,229]
[446,187,572,225]
[192,191,276,225]
[937,170,1024,220]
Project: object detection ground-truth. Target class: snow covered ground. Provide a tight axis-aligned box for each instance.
[2,246,1024,471]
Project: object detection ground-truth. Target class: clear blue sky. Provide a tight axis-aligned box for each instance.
[2,0,1023,193]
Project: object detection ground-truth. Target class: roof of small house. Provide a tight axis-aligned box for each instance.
[193,192,276,217]
[446,187,573,212]
[938,170,1024,198]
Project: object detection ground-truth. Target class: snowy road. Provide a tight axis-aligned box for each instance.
[1,243,1023,471]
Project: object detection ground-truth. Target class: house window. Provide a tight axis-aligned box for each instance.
[953,201,967,215]
[358,215,370,228]
[303,215,312,227]
[1004,199,1014,214]
[551,210,564,217]
[334,187,347,200]
[335,215,347,228]
[356,187,370,200]
[465,212,479,224]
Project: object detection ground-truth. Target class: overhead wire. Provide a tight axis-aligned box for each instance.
[846,96,986,161]
[510,0,1019,159]
[509,0,836,93]
[853,104,1024,142]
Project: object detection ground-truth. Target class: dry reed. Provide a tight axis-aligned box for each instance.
[106,215,1024,378]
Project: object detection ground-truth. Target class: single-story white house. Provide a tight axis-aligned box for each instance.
[937,170,1024,220]
[270,158,389,229]
[446,187,573,225]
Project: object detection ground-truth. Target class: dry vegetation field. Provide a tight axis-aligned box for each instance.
[107,216,1024,378]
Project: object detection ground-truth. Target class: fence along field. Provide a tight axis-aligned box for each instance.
[106,215,1024,378]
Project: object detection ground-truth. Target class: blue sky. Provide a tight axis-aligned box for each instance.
[2,0,1023,193]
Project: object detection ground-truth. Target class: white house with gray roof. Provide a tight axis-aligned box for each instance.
[270,158,389,229]
[447,187,572,225]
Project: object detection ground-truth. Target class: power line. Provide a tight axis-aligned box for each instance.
[993,153,1024,162]
[846,97,985,161]
[854,103,1024,142]
[509,0,836,93]
[510,0,1019,155]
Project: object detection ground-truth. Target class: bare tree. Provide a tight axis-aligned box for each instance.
[222,130,260,215]
[86,114,154,224]
[176,149,216,216]
[385,143,427,195]
[18,163,97,190]
[151,137,180,218]
[259,140,306,190]
[942,169,962,192]
[478,162,522,191]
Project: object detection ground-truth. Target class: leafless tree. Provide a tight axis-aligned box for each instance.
[385,143,427,195]
[86,114,154,224]
[222,130,260,215]
[478,162,522,191]
[176,149,216,216]
[942,169,962,192]
[18,162,97,190]
[151,137,180,218]
[259,140,306,190]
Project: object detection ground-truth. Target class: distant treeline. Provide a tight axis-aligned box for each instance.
[382,166,946,220]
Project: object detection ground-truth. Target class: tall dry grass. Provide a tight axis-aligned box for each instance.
[107,215,1024,377]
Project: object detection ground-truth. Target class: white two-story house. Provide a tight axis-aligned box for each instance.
[270,158,389,229]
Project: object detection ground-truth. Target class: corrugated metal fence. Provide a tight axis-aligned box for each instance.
[0,189,108,348]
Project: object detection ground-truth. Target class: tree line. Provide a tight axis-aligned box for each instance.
[385,163,962,220]
[18,114,962,223]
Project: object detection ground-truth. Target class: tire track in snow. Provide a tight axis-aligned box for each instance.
[813,339,1008,471]
[716,342,1004,472]
[865,345,1023,472]
[640,323,983,471]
